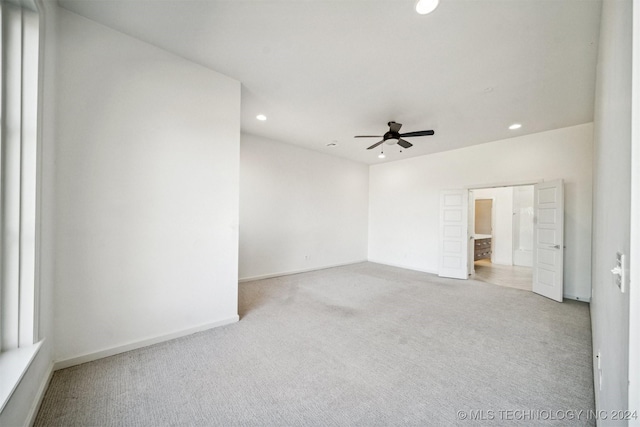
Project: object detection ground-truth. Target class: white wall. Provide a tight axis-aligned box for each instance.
[239,134,369,281]
[369,123,593,301]
[472,187,513,266]
[53,9,240,364]
[590,0,632,415]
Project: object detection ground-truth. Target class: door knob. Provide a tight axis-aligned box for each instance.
[549,244,560,249]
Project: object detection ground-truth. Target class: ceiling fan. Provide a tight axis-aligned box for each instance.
[355,121,435,150]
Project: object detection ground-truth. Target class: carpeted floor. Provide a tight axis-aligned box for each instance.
[34,262,594,426]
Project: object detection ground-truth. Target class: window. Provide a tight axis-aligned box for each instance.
[0,0,41,412]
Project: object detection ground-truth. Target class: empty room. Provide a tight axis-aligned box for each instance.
[1,0,638,426]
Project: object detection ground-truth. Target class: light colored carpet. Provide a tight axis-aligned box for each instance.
[34,262,594,426]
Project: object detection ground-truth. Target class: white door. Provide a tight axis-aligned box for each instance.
[439,190,469,279]
[532,179,564,302]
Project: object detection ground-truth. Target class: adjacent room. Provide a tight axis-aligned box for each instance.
[470,185,534,291]
[1,0,638,426]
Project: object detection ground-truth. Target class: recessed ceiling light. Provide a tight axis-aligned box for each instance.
[378,153,386,159]
[416,0,439,15]
[256,114,267,121]
[509,123,522,130]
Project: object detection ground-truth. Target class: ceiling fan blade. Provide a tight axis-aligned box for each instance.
[355,135,382,138]
[399,130,435,138]
[388,121,402,133]
[397,139,413,149]
[366,140,385,150]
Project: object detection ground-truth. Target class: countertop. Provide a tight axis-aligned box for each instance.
[474,234,492,239]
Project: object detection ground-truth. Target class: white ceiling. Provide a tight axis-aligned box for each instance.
[57,0,602,165]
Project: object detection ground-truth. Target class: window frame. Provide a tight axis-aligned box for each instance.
[0,0,42,412]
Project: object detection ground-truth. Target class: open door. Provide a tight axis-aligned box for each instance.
[532,179,564,302]
[439,190,469,279]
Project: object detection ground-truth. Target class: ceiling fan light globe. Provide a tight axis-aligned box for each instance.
[416,0,439,15]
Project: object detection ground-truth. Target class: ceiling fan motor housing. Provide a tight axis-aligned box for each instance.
[384,131,400,142]
[356,121,433,150]
[385,121,401,141]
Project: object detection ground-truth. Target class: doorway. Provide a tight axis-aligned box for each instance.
[439,180,564,301]
[469,185,534,291]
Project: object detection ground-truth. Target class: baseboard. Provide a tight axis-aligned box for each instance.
[53,316,239,370]
[26,362,54,427]
[564,294,591,303]
[238,260,368,283]
[367,259,438,275]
